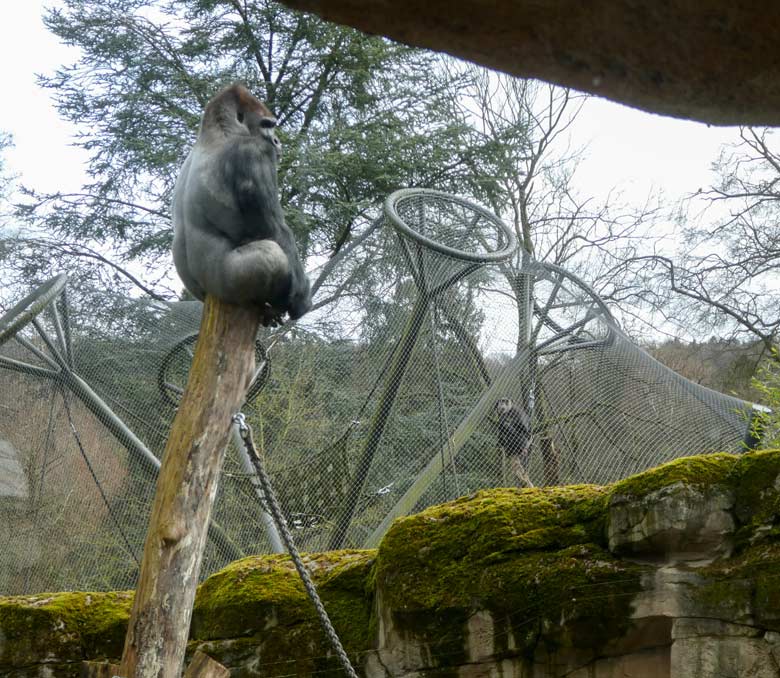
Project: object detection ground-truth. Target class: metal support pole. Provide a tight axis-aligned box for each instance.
[364,345,533,547]
[328,292,431,549]
[61,370,245,562]
[517,250,536,414]
[231,422,284,553]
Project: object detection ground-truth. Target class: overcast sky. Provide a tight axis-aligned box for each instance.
[0,2,86,194]
[0,2,743,217]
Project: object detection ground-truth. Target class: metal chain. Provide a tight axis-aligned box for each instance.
[232,413,361,678]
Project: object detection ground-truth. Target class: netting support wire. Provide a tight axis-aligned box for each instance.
[233,413,360,678]
[429,302,460,498]
[529,274,562,347]
[13,334,61,371]
[59,290,74,368]
[48,298,73,368]
[1,320,245,563]
[230,422,284,553]
[363,312,596,548]
[310,216,384,298]
[60,386,140,566]
[329,253,482,550]
[363,342,531,548]
[23,390,61,594]
[0,353,58,380]
[328,289,433,550]
[58,367,245,562]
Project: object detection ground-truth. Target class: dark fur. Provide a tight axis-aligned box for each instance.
[172,83,311,322]
[494,397,532,463]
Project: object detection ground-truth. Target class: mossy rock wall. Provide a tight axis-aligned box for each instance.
[2,450,780,677]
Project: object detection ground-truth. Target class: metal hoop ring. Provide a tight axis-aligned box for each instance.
[384,188,517,263]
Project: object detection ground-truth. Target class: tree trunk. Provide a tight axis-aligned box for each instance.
[540,435,560,486]
[118,295,259,678]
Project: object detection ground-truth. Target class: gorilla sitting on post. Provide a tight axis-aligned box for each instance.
[172,83,312,325]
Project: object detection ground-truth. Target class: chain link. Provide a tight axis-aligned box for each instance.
[233,412,360,678]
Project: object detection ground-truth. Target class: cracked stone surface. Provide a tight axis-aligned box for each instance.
[672,619,780,678]
[608,481,736,562]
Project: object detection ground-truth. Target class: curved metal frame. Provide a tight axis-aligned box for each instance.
[0,275,245,563]
[364,256,619,547]
[330,189,517,549]
[384,188,518,263]
[526,261,617,358]
[528,260,616,326]
[0,274,68,346]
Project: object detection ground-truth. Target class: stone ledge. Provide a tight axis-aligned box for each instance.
[1,449,779,676]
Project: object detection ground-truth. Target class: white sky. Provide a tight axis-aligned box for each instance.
[0,2,89,194]
[573,97,739,204]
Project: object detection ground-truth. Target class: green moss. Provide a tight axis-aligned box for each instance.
[191,550,375,673]
[0,590,132,668]
[695,542,780,630]
[375,486,644,663]
[4,450,780,675]
[376,485,611,611]
[732,449,780,546]
[610,452,740,500]
[386,485,607,571]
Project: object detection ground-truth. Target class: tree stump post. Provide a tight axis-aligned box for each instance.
[182,652,230,678]
[115,295,260,677]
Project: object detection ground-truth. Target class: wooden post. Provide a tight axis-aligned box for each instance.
[183,652,230,678]
[117,295,260,678]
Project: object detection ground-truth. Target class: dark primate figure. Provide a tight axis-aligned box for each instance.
[172,83,311,324]
[494,397,534,487]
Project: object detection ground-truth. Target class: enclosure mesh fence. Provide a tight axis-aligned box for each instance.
[0,190,757,594]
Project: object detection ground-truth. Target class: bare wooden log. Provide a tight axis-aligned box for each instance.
[183,652,230,678]
[118,295,260,678]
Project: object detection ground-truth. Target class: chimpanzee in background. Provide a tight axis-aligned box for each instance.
[494,397,534,487]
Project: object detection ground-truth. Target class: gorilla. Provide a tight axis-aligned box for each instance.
[172,83,311,324]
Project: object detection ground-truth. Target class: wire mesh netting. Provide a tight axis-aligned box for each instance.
[0,189,759,594]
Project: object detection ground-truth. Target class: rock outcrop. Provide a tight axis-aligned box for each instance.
[278,1,780,127]
[2,449,780,677]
